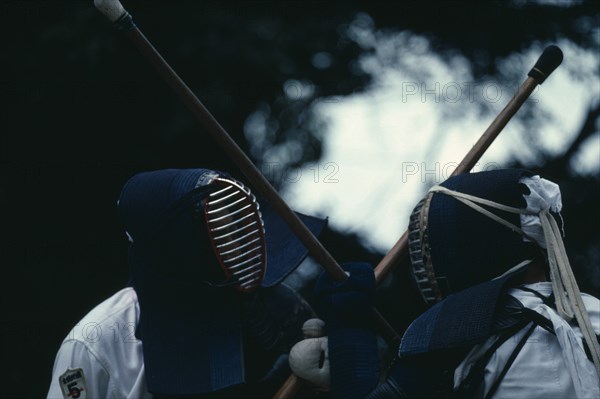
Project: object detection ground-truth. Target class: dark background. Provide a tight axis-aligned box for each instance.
[1,1,598,397]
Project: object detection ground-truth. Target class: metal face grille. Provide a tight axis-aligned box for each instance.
[204,177,266,293]
[408,194,442,304]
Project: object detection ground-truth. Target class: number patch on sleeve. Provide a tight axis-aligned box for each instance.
[59,368,88,399]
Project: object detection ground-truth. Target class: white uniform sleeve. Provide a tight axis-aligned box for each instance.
[47,340,113,399]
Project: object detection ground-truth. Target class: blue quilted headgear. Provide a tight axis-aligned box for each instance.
[117,168,326,396]
[408,169,540,304]
[401,169,600,372]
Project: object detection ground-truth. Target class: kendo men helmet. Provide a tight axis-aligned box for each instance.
[402,168,600,375]
[117,168,326,396]
[407,168,560,304]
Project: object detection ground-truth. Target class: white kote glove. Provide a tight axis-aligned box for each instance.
[288,318,330,389]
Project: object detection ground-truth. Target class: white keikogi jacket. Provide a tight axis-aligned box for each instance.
[455,282,600,399]
[47,287,152,399]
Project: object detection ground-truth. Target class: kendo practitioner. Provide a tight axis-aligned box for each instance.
[290,168,600,398]
[47,168,327,398]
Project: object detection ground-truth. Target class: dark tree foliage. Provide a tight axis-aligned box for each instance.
[1,1,597,397]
